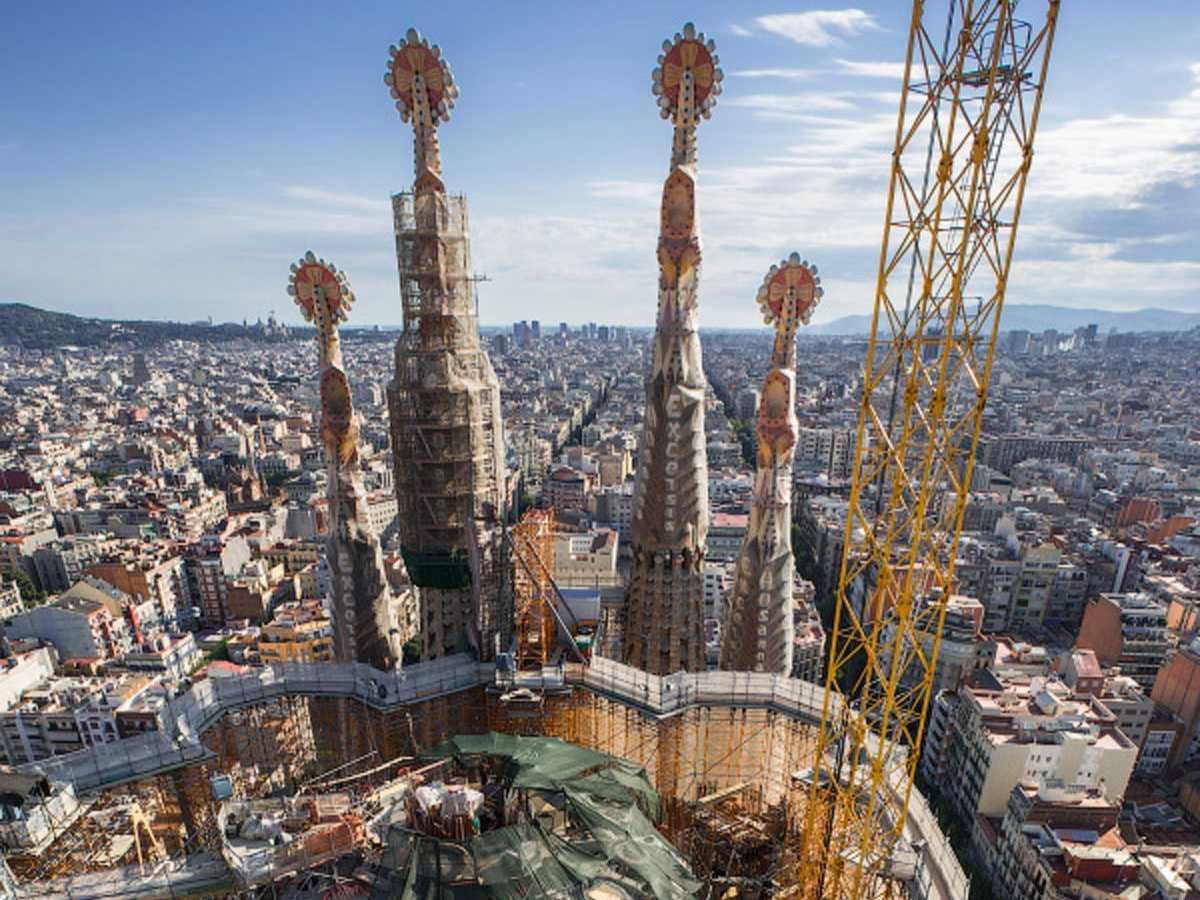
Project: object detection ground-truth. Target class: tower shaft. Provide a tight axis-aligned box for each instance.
[385,30,507,662]
[720,259,821,675]
[289,255,403,671]
[623,25,722,676]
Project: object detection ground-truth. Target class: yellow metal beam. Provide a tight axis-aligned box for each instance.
[797,2,1060,896]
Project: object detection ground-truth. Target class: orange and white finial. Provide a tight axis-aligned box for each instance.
[652,23,722,124]
[287,251,355,326]
[385,28,457,126]
[385,28,457,189]
[757,253,822,328]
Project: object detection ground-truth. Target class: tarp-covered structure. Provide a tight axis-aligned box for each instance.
[369,733,700,899]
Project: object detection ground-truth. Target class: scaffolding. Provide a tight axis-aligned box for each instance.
[5,787,168,884]
[7,658,968,897]
[511,507,556,671]
[203,692,316,798]
[386,35,508,664]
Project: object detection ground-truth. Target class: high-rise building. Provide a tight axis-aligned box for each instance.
[384,30,508,661]
[1007,542,1062,629]
[878,593,993,695]
[288,252,408,670]
[131,352,151,384]
[623,25,721,676]
[721,255,820,675]
[735,388,759,423]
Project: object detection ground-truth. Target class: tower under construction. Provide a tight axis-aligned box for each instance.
[385,29,508,662]
[288,252,407,670]
[623,24,722,676]
[720,256,821,675]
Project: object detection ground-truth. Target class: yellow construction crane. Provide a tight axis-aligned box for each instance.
[797,1,1060,896]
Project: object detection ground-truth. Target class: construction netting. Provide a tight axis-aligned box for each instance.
[369,733,700,898]
[400,546,472,589]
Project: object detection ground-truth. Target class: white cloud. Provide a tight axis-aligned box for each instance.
[280,185,390,213]
[748,10,881,47]
[725,93,860,116]
[730,68,817,80]
[723,88,897,120]
[835,59,907,78]
[995,62,1200,308]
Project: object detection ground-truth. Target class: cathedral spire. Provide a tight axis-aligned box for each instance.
[721,255,822,674]
[623,25,722,676]
[385,28,458,194]
[385,31,508,662]
[289,252,404,670]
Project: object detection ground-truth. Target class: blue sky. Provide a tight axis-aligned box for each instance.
[2,2,1198,328]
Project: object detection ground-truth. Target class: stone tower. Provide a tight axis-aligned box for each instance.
[623,24,722,675]
[288,252,406,670]
[720,255,822,675]
[384,30,508,662]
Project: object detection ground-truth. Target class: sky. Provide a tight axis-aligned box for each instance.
[2,2,1198,329]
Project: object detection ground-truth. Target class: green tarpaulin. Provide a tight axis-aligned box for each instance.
[372,733,700,898]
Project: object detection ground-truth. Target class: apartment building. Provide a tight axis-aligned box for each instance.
[543,466,592,514]
[1151,637,1200,769]
[938,670,1137,829]
[0,647,56,713]
[30,533,118,593]
[186,534,252,626]
[792,580,825,684]
[256,600,334,664]
[552,529,619,588]
[794,426,860,480]
[1057,649,1160,774]
[0,672,157,765]
[2,586,132,661]
[1076,592,1172,693]
[708,513,749,564]
[880,594,994,696]
[990,782,1126,900]
[86,545,191,630]
[981,434,1090,473]
[1008,544,1062,630]
[0,579,21,618]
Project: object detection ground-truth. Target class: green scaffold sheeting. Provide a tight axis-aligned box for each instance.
[375,733,700,898]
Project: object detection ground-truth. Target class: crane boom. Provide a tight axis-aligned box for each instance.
[797,2,1060,896]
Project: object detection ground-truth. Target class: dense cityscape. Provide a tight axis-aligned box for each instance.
[4,321,1200,897]
[3,4,1200,900]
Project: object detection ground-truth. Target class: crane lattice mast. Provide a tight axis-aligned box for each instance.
[797,2,1060,896]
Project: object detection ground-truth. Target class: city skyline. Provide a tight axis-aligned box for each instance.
[4,6,1200,898]
[2,2,1198,328]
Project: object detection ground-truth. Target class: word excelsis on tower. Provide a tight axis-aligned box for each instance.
[623,24,723,676]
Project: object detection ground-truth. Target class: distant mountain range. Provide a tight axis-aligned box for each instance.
[809,304,1200,335]
[0,303,326,350]
[3,301,1197,350]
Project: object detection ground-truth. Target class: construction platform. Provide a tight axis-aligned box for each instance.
[4,656,968,899]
